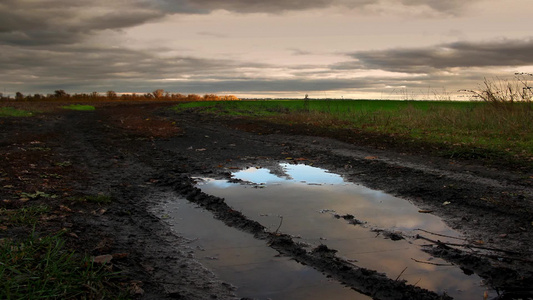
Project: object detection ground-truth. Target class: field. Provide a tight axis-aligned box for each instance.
[1,99,532,299]
[175,100,533,166]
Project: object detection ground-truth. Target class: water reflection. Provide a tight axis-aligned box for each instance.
[161,197,369,300]
[232,163,345,185]
[196,163,494,300]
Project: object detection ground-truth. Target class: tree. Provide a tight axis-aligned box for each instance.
[54,90,68,98]
[203,94,220,101]
[106,90,117,99]
[152,89,165,99]
[222,95,239,101]
[187,94,202,101]
[15,92,24,100]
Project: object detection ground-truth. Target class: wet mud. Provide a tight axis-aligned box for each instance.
[158,173,449,299]
[1,101,532,299]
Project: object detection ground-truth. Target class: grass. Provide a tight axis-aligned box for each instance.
[61,104,96,111]
[173,100,533,165]
[0,232,126,299]
[1,205,50,226]
[70,194,114,204]
[174,99,477,115]
[0,107,33,117]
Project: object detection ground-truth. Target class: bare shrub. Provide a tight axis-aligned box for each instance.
[152,89,165,99]
[106,90,117,99]
[462,74,532,105]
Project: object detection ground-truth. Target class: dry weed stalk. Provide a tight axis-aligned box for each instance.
[462,74,533,105]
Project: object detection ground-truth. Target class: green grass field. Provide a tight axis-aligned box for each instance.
[61,104,96,111]
[0,107,34,117]
[174,100,533,164]
[175,99,478,114]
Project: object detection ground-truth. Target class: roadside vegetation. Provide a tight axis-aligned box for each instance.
[173,76,533,168]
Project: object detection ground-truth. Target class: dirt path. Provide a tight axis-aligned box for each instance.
[1,102,532,299]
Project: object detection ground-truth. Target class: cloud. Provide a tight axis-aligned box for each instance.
[0,40,477,97]
[0,43,266,93]
[181,0,479,14]
[398,0,476,14]
[0,39,382,95]
[0,0,164,46]
[2,35,524,97]
[183,0,349,13]
[197,31,228,38]
[0,0,524,98]
[344,39,533,73]
[0,0,483,46]
[289,48,315,56]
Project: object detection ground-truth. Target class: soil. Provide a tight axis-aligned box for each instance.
[1,101,532,299]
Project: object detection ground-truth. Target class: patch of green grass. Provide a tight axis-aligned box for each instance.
[0,107,33,117]
[1,205,50,225]
[27,146,52,152]
[19,191,57,200]
[61,104,96,111]
[55,161,72,167]
[0,232,126,299]
[342,103,533,160]
[70,194,113,204]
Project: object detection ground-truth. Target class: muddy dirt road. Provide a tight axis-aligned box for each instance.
[1,101,532,299]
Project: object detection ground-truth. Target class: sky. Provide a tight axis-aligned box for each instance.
[1,0,533,99]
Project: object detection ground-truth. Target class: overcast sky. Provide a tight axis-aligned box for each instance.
[1,0,532,99]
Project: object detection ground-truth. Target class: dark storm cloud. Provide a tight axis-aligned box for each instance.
[1,45,243,79]
[0,0,164,46]
[343,39,533,73]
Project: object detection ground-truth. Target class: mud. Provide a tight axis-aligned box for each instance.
[1,101,532,299]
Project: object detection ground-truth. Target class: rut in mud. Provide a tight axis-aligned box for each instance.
[156,172,449,300]
[187,163,491,299]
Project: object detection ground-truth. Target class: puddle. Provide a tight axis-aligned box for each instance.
[161,197,370,300]
[193,163,495,299]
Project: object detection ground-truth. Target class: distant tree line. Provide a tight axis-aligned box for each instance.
[0,89,239,101]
